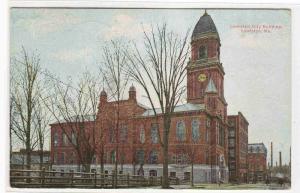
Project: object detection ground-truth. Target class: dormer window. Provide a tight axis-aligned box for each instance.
[198,46,207,59]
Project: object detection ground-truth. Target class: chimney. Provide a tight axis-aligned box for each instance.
[271,142,273,168]
[129,84,136,101]
[279,151,282,168]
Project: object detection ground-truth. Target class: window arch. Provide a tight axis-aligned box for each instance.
[198,45,207,59]
[149,150,158,164]
[176,120,186,141]
[191,119,200,142]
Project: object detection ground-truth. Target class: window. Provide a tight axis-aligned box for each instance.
[206,127,209,143]
[170,172,176,177]
[151,123,159,144]
[109,128,115,143]
[198,46,207,59]
[184,172,191,180]
[60,152,65,164]
[229,149,235,158]
[229,128,235,137]
[139,127,145,144]
[92,155,96,164]
[136,150,144,164]
[205,150,209,164]
[176,120,186,141]
[111,150,116,164]
[53,153,58,164]
[70,152,75,164]
[191,119,200,142]
[229,139,235,147]
[54,132,59,147]
[206,118,211,128]
[149,150,158,164]
[71,132,77,145]
[120,125,127,142]
[62,133,68,146]
[149,170,157,177]
[216,121,220,145]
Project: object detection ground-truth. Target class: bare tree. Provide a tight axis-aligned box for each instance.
[32,98,51,170]
[99,40,129,188]
[44,71,100,172]
[10,47,42,170]
[125,24,190,188]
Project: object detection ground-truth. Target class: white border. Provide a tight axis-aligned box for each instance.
[2,1,300,193]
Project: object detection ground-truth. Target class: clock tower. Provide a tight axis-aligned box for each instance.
[187,11,227,120]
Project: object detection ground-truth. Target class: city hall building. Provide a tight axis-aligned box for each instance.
[50,11,249,183]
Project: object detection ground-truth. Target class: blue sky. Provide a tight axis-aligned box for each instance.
[10,8,291,164]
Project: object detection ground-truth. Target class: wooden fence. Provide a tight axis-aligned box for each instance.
[10,169,179,188]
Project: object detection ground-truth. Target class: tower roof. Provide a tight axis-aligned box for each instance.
[100,89,107,96]
[205,78,217,93]
[192,10,219,41]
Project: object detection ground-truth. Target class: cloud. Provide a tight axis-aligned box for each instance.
[102,14,151,40]
[51,47,93,63]
[13,9,82,36]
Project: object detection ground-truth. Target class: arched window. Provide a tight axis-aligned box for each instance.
[136,150,144,164]
[198,46,207,59]
[149,150,158,164]
[151,123,159,144]
[176,120,186,141]
[54,132,59,147]
[139,127,145,144]
[191,119,200,142]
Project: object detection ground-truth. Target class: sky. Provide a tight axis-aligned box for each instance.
[10,8,291,165]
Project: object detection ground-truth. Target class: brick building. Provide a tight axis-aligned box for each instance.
[50,11,250,183]
[248,143,267,183]
[227,113,249,183]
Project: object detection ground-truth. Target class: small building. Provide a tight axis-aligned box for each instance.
[227,112,249,183]
[11,149,51,170]
[248,143,267,183]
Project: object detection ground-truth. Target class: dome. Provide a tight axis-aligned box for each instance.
[192,11,219,41]
[100,89,107,96]
[129,84,136,92]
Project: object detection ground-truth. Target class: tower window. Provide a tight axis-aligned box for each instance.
[198,46,207,59]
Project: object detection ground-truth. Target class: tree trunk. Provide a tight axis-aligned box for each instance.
[162,118,171,188]
[39,150,44,170]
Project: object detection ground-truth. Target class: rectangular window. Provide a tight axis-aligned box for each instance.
[62,133,68,146]
[151,123,159,144]
[71,132,77,145]
[170,172,176,177]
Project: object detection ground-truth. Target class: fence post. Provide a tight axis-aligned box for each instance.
[160,176,163,185]
[41,167,45,186]
[94,171,97,188]
[127,173,130,187]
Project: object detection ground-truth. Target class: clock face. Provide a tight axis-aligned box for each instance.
[198,74,207,82]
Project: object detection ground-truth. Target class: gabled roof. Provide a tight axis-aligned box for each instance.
[141,103,205,117]
[205,78,217,93]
